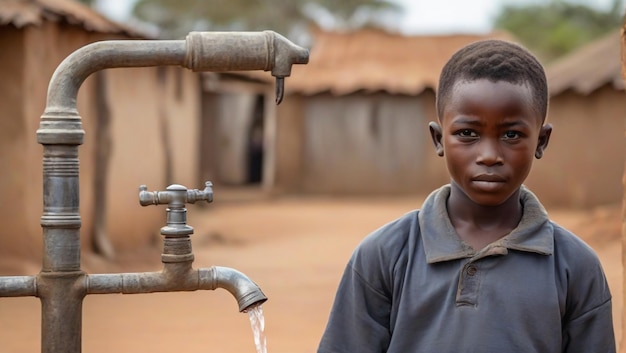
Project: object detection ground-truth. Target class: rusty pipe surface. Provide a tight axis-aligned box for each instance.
[86,265,267,312]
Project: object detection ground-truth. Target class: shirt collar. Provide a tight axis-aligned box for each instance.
[419,185,553,264]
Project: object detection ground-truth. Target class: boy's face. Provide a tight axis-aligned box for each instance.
[430,79,551,206]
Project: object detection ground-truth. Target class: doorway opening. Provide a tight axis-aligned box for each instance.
[246,95,265,185]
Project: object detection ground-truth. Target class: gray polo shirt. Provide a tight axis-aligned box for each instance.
[317,185,615,353]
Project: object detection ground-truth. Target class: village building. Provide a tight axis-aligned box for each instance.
[529,30,625,208]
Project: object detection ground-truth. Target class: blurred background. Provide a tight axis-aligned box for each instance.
[0,0,624,352]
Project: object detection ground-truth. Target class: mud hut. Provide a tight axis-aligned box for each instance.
[527,30,625,208]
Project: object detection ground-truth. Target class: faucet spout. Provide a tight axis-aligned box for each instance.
[200,266,267,312]
[184,30,308,104]
[269,31,310,78]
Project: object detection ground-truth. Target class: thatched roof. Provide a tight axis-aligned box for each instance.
[546,30,624,96]
[0,0,147,38]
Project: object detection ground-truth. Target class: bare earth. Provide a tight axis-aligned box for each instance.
[0,189,622,353]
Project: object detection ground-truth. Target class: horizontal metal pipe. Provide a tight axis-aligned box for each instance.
[43,31,309,117]
[86,269,197,294]
[0,276,37,297]
[86,266,266,312]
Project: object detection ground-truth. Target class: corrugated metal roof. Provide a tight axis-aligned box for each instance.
[279,27,516,96]
[0,0,148,38]
[547,30,624,96]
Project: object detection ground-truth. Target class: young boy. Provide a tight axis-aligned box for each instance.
[317,40,615,352]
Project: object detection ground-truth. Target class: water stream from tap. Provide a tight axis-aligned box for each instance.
[247,305,267,353]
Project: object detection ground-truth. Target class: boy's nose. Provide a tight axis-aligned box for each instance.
[476,139,503,166]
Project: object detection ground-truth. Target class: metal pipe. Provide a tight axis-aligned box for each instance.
[38,271,86,353]
[44,40,186,117]
[5,31,309,353]
[0,276,37,297]
[86,266,267,312]
[39,31,308,124]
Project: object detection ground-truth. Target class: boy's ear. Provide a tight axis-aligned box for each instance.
[535,123,552,159]
[429,121,444,157]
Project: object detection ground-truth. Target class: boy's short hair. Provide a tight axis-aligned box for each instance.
[436,39,548,121]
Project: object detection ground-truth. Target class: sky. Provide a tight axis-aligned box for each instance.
[96,0,624,35]
[393,0,622,34]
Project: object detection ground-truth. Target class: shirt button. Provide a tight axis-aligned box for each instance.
[466,266,477,276]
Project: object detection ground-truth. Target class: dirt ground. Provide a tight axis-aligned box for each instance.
[0,188,622,353]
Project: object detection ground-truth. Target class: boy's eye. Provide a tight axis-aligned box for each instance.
[503,131,521,139]
[456,129,477,138]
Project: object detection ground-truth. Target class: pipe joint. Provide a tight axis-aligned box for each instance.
[37,110,84,146]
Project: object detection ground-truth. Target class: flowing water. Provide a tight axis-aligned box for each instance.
[247,305,267,353]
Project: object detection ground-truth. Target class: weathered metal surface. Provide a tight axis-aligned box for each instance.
[0,31,307,353]
[86,266,267,312]
[0,276,37,297]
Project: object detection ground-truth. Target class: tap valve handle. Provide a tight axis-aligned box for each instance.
[138,185,160,206]
[187,181,213,204]
[138,182,214,206]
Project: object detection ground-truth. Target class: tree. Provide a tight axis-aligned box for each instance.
[131,0,401,40]
[493,0,624,62]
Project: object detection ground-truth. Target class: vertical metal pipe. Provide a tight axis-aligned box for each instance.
[40,144,82,272]
[36,40,187,353]
[38,272,86,353]
[37,106,85,353]
[35,38,197,353]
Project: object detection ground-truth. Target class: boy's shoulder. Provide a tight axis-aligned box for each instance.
[550,220,603,264]
[351,209,421,265]
[360,209,421,248]
[348,210,421,291]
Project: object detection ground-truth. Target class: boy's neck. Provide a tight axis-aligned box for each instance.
[446,183,523,250]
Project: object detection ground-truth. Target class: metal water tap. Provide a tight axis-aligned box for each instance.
[138,182,213,262]
[83,182,268,314]
[83,181,267,313]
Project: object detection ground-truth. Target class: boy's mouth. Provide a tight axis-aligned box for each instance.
[471,174,507,192]
[472,174,506,183]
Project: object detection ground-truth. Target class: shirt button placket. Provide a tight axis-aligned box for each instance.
[456,262,480,307]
